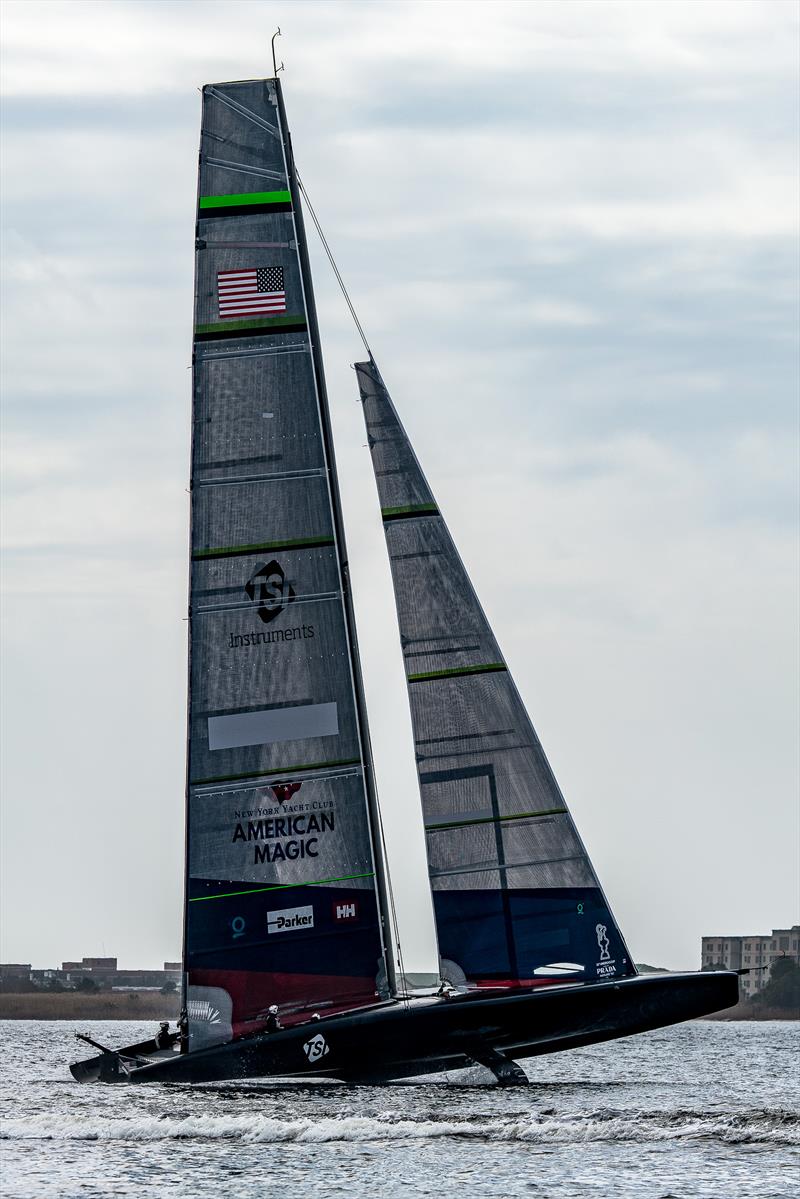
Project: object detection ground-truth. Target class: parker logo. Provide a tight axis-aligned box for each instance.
[267,905,314,934]
[272,781,302,805]
[303,1032,329,1063]
[245,559,295,624]
[333,900,359,923]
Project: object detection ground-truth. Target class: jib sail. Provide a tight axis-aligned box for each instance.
[184,79,388,1050]
[356,359,635,991]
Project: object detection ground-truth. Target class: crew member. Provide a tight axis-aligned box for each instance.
[265,1004,282,1033]
[178,1008,189,1054]
[155,1021,172,1050]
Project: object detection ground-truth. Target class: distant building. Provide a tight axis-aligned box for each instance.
[701,925,799,998]
[0,964,31,982]
[30,969,58,983]
[6,956,182,991]
[46,955,181,990]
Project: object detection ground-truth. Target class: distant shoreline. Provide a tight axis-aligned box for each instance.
[700,1001,798,1021]
[0,992,181,1021]
[0,992,796,1022]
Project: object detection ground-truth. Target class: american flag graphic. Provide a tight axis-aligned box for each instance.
[217,266,286,319]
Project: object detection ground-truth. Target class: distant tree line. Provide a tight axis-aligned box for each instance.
[701,954,800,1013]
[750,956,800,1011]
[0,976,178,996]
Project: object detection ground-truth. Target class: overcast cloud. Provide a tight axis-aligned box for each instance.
[1,0,798,972]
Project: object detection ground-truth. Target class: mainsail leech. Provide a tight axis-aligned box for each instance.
[356,359,636,991]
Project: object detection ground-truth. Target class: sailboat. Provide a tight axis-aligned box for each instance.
[70,73,737,1086]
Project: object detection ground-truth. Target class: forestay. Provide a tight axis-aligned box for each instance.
[185,79,387,1050]
[356,359,635,991]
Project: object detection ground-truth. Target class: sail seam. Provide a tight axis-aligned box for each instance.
[193,591,339,615]
[201,161,288,183]
[429,853,586,879]
[381,504,439,521]
[408,663,507,683]
[191,757,362,786]
[189,871,375,903]
[196,343,309,363]
[404,644,481,658]
[200,190,292,210]
[192,536,335,560]
[199,240,295,250]
[425,806,568,832]
[417,743,533,763]
[195,467,326,488]
[195,315,307,339]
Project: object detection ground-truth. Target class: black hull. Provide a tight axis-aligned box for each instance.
[70,970,738,1085]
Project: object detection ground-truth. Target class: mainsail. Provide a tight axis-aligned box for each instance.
[184,79,389,1049]
[356,359,635,991]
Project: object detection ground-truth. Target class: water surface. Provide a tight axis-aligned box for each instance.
[0,1019,797,1197]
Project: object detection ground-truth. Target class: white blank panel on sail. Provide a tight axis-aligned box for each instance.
[207,703,339,751]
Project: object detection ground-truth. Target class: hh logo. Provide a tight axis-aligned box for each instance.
[245,559,295,624]
[303,1033,329,1063]
[333,901,359,923]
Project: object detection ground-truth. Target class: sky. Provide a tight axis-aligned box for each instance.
[1,0,798,973]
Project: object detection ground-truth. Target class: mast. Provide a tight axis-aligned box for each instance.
[271,79,399,995]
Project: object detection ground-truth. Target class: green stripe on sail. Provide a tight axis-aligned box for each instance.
[193,536,334,561]
[407,663,507,683]
[190,757,361,787]
[425,806,568,833]
[195,314,306,336]
[381,503,439,519]
[189,871,375,903]
[199,190,291,209]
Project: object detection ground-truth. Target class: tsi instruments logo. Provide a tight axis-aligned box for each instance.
[303,1033,329,1063]
[267,905,314,935]
[245,559,295,624]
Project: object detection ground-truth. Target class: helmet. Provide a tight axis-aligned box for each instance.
[268,1005,279,1014]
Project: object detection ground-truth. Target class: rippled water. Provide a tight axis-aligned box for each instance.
[0,1019,797,1197]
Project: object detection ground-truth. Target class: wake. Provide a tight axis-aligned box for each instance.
[2,1108,797,1146]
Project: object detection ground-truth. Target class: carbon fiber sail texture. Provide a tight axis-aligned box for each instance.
[356,360,635,991]
[185,79,385,1050]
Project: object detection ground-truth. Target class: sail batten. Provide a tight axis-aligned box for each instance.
[357,359,635,992]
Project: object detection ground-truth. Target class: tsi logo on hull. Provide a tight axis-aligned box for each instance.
[303,1033,329,1063]
[267,905,314,934]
